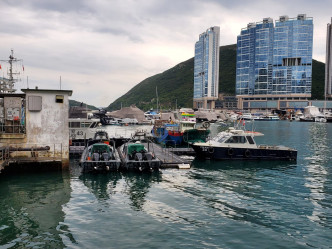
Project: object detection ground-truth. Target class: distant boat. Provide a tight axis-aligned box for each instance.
[151,110,210,146]
[69,118,100,141]
[299,106,323,122]
[260,114,280,121]
[240,113,253,120]
[144,109,160,120]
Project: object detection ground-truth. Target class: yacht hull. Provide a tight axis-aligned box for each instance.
[191,145,297,161]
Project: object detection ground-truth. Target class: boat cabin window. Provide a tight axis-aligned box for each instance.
[69,121,80,128]
[90,122,98,128]
[225,136,247,144]
[81,122,92,128]
[246,136,255,144]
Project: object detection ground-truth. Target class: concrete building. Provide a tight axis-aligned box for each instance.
[236,14,313,110]
[326,18,332,99]
[215,95,238,110]
[0,88,72,173]
[193,26,220,109]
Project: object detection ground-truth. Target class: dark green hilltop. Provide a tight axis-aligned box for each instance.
[102,43,324,111]
[69,99,98,110]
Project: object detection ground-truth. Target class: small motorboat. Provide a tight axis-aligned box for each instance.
[191,127,297,161]
[79,130,121,172]
[119,140,161,172]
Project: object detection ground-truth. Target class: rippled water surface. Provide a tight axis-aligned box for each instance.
[1,122,332,248]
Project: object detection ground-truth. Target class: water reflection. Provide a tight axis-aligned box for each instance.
[79,172,122,201]
[305,123,332,228]
[77,169,162,212]
[122,171,162,211]
[0,171,71,248]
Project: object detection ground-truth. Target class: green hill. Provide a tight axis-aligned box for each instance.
[311,59,325,100]
[107,44,325,111]
[69,99,98,110]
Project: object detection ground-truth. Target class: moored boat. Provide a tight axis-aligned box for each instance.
[299,106,323,122]
[151,110,210,146]
[118,140,161,172]
[79,130,121,172]
[191,127,297,161]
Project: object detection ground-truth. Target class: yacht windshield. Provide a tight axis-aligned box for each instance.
[225,136,247,144]
[212,132,231,143]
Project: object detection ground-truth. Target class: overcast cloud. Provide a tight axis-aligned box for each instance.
[0,0,331,107]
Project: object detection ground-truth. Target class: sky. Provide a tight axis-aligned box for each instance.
[0,0,331,107]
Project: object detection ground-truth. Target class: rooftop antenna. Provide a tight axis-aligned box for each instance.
[27,76,29,89]
[0,49,23,93]
[60,76,62,90]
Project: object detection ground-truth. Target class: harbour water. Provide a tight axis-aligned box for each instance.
[1,121,332,248]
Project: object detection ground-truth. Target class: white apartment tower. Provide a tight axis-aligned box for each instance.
[325,18,332,98]
[193,26,220,109]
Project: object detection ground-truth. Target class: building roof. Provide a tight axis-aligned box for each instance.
[21,88,73,96]
[108,105,145,122]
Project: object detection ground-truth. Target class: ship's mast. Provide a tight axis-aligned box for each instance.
[0,49,23,93]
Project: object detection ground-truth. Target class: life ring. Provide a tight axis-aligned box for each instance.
[244,149,251,158]
[202,122,210,129]
[227,148,234,156]
[208,147,214,154]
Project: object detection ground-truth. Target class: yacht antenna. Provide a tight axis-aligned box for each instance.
[156,86,159,113]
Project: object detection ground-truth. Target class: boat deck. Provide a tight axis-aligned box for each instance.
[143,142,191,169]
[70,138,192,170]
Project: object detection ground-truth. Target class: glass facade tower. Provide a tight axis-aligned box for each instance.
[236,15,313,99]
[236,18,274,95]
[325,18,332,98]
[194,26,220,109]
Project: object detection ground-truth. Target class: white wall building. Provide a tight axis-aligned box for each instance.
[0,88,72,171]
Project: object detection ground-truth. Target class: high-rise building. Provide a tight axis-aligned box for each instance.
[236,18,274,95]
[194,26,220,109]
[325,18,332,98]
[236,15,313,110]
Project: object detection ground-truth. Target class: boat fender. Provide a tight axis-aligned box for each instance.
[227,148,234,156]
[244,149,251,158]
[202,122,210,129]
[208,147,214,154]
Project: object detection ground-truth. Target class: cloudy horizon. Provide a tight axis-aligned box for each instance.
[0,0,331,107]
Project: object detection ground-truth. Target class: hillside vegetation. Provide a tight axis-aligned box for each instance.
[107,44,325,111]
[69,99,98,110]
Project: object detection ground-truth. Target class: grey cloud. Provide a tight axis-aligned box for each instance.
[3,0,93,13]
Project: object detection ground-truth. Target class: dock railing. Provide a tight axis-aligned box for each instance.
[161,140,176,163]
[0,143,65,161]
[0,146,10,161]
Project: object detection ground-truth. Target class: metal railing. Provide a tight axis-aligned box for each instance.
[0,122,26,134]
[0,143,65,160]
[161,140,176,163]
